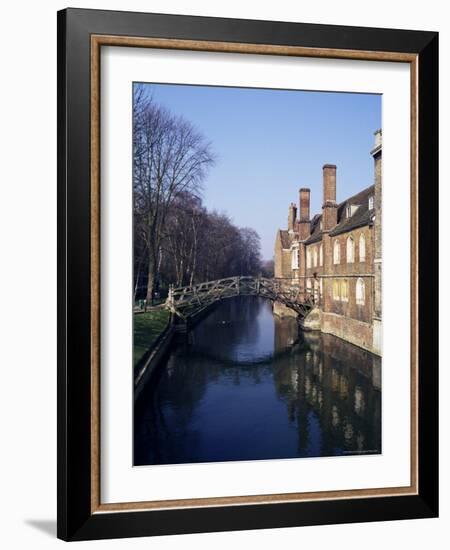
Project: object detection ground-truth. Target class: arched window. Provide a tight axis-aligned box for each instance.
[307,248,312,268]
[333,240,340,264]
[332,279,340,300]
[341,279,349,302]
[319,244,323,266]
[359,234,366,262]
[313,247,318,267]
[346,236,355,263]
[356,278,365,305]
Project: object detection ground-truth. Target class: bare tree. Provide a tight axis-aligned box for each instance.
[132,84,264,297]
[261,258,275,278]
[238,227,262,275]
[133,84,215,303]
[138,196,264,292]
[163,192,207,287]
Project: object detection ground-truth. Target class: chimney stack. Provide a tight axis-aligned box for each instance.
[298,188,311,240]
[288,202,297,231]
[372,128,382,152]
[299,188,310,221]
[322,164,337,230]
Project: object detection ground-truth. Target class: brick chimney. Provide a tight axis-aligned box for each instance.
[288,202,297,232]
[322,164,338,231]
[298,188,310,240]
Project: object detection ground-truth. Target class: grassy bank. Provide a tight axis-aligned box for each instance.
[133,308,170,367]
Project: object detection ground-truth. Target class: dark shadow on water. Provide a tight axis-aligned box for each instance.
[134,296,382,466]
[25,519,56,538]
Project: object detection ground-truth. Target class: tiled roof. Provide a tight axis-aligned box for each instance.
[278,184,375,246]
[329,185,375,236]
[304,213,323,244]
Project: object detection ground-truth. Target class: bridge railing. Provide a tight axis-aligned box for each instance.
[166,276,320,319]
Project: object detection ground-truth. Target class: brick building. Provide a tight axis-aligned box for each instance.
[274,130,382,355]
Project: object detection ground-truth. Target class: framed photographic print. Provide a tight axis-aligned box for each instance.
[57,8,438,541]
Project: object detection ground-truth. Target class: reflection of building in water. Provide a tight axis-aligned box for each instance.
[135,297,382,465]
[274,130,382,356]
[273,327,381,457]
[274,315,299,353]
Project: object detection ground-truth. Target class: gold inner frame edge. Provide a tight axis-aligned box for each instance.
[90,34,419,514]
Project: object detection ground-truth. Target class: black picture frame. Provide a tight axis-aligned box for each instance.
[57,7,438,541]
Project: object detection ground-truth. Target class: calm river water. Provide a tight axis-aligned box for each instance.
[134,297,381,465]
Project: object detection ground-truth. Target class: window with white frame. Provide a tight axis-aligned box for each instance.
[319,244,323,266]
[313,247,318,267]
[307,248,312,268]
[347,204,360,217]
[359,233,366,262]
[346,236,355,263]
[356,277,365,305]
[332,279,340,300]
[341,279,349,302]
[306,278,312,293]
[291,247,299,270]
[368,196,374,210]
[333,240,340,264]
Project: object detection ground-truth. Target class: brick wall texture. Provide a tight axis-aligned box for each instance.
[273,132,382,355]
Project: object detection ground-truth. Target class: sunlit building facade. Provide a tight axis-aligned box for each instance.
[274,130,382,355]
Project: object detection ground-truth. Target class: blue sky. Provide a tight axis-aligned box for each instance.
[138,83,381,261]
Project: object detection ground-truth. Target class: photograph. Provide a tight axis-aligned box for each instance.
[132,82,383,466]
[51,4,438,543]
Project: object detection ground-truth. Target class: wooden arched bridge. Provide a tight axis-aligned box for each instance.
[165,276,318,322]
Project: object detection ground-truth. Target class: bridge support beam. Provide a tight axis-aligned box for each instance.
[164,276,314,324]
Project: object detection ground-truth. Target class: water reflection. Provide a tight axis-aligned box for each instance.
[134,297,381,465]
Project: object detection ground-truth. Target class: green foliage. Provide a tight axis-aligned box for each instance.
[133,309,170,367]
